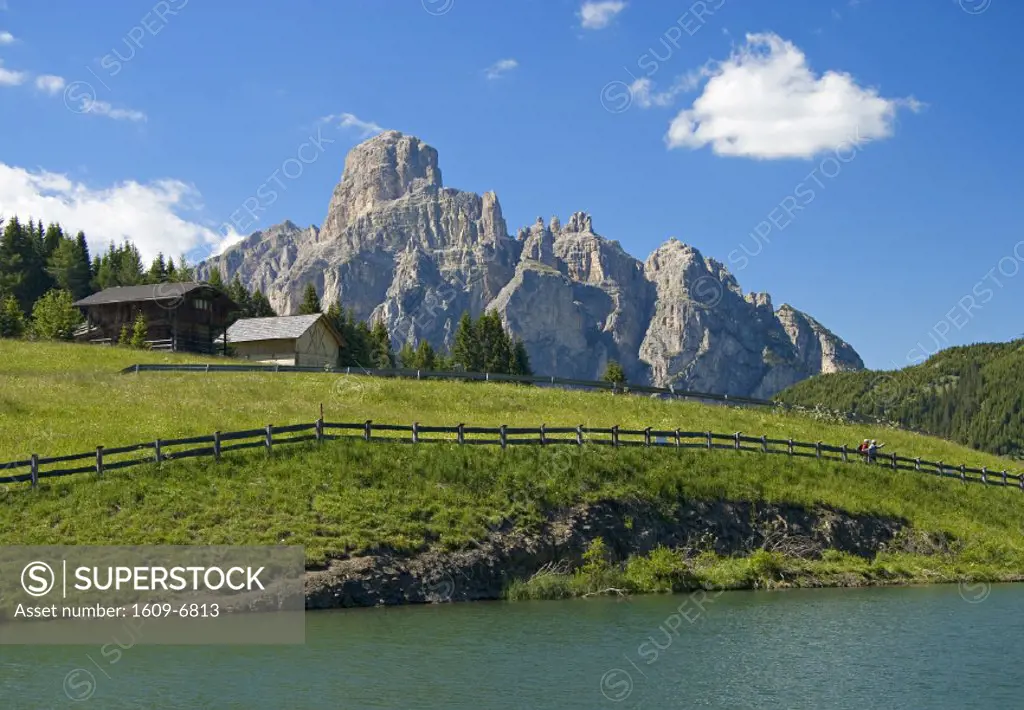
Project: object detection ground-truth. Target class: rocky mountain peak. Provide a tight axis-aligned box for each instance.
[199,133,863,397]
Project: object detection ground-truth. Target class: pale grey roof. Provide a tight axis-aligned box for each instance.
[226,314,326,344]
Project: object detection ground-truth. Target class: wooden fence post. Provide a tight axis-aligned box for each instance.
[1019,474,1023,491]
[500,425,507,449]
[364,420,372,442]
[458,423,465,445]
[576,425,584,446]
[707,431,713,450]
[734,432,741,450]
[644,427,651,447]
[915,457,921,471]
[213,432,221,461]
[412,422,419,444]
[30,453,38,488]
[95,446,104,477]
[154,439,162,465]
[891,452,897,470]
[265,425,273,453]
[1002,470,1008,486]
[815,441,822,459]
[981,467,988,484]
[612,426,620,448]
[960,464,966,483]
[762,435,768,454]
[938,461,944,477]
[841,444,847,462]
[539,424,546,446]
[788,438,794,456]
[675,429,681,448]
[315,419,323,445]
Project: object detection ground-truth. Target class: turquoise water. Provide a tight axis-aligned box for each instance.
[2,584,1020,709]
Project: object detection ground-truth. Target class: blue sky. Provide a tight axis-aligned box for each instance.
[0,0,1021,370]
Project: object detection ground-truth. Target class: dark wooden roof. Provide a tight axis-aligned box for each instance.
[74,283,232,307]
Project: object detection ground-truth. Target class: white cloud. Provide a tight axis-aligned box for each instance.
[0,30,14,44]
[321,112,384,138]
[0,163,236,262]
[666,33,923,159]
[0,60,26,86]
[81,98,147,122]
[484,58,518,80]
[579,1,626,30]
[34,74,65,94]
[630,67,710,109]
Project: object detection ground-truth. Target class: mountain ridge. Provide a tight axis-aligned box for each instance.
[198,130,863,396]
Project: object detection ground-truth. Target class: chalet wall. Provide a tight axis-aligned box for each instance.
[295,321,340,368]
[232,338,298,366]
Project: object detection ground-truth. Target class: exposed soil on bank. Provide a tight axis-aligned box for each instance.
[304,499,940,608]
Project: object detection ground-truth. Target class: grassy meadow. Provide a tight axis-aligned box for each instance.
[1,340,1021,478]
[3,339,1024,595]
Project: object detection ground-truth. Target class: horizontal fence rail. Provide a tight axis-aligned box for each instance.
[119,363,776,408]
[2,421,1022,493]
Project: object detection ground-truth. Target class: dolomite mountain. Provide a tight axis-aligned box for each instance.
[199,131,863,397]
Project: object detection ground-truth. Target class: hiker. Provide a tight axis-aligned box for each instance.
[867,439,885,463]
[858,439,870,461]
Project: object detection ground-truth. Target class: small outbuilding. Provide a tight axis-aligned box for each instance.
[225,314,343,368]
[74,283,238,354]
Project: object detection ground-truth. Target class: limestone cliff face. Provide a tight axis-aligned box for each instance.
[199,131,863,396]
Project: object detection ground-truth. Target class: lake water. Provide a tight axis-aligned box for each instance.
[2,584,1020,709]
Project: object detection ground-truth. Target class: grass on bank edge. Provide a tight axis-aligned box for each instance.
[3,438,1024,577]
[505,541,1020,601]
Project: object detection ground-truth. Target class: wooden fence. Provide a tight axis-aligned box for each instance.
[2,420,1022,492]
[119,363,776,408]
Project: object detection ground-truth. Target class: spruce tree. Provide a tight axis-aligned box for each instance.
[30,289,82,340]
[298,283,322,315]
[147,253,168,283]
[369,319,394,368]
[398,342,418,369]
[249,290,276,317]
[129,312,149,349]
[451,312,483,372]
[415,339,437,370]
[207,268,225,291]
[602,360,627,388]
[0,294,26,337]
[509,338,532,376]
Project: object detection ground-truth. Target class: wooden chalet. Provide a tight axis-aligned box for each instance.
[73,283,238,354]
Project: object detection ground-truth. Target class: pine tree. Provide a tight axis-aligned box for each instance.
[415,339,437,370]
[509,338,532,376]
[249,289,276,317]
[602,360,627,388]
[298,283,322,315]
[147,253,168,283]
[0,294,26,337]
[129,312,149,349]
[398,342,418,369]
[451,312,483,372]
[30,289,82,340]
[226,275,251,316]
[477,311,512,373]
[369,319,394,368]
[207,268,225,291]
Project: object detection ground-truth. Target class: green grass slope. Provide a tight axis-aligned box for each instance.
[778,340,1024,459]
[1,340,1020,478]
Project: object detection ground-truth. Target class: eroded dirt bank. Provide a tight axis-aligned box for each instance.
[304,499,925,608]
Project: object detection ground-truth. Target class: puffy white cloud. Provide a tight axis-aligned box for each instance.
[579,1,626,30]
[484,58,518,80]
[0,163,236,262]
[34,74,65,94]
[0,59,26,86]
[0,30,14,44]
[666,33,923,159]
